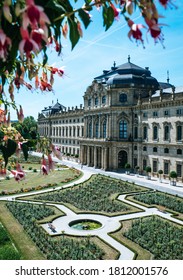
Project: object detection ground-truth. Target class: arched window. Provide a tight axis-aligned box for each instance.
[119,93,127,103]
[103,120,107,138]
[143,146,147,151]
[119,120,127,139]
[95,121,99,138]
[153,147,158,153]
[153,126,158,140]
[164,125,170,141]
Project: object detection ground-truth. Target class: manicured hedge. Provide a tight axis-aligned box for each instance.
[124,216,183,260]
[133,191,183,213]
[6,202,105,260]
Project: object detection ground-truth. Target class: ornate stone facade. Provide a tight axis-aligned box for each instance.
[38,59,183,180]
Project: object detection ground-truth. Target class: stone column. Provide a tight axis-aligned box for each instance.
[87,146,90,166]
[94,146,97,168]
[103,147,108,170]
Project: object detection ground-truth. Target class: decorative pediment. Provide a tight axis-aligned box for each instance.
[117,111,129,122]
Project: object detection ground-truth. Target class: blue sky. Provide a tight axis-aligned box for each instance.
[10,0,183,119]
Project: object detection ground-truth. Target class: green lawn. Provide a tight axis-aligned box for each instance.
[0,167,82,195]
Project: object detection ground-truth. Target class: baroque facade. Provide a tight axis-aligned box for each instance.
[38,58,183,180]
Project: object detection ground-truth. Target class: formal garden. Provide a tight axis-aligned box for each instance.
[127,191,183,220]
[26,174,146,214]
[0,166,183,260]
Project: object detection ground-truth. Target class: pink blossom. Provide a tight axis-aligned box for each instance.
[0,29,11,61]
[128,19,145,45]
[19,28,39,58]
[11,169,25,182]
[16,105,24,123]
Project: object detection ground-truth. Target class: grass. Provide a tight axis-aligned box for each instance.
[0,201,45,260]
[0,167,81,193]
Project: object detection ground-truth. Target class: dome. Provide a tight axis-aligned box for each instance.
[95,57,159,90]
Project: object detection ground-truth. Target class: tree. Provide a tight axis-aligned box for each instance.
[169,171,177,186]
[158,169,163,183]
[0,0,178,169]
[145,166,151,179]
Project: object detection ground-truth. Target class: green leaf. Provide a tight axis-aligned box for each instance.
[45,0,66,12]
[22,143,29,161]
[103,6,115,31]
[78,9,91,29]
[0,139,17,167]
[68,19,80,50]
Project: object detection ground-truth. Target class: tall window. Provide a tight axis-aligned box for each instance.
[153,126,158,140]
[143,126,148,140]
[95,121,99,138]
[103,120,107,138]
[119,120,127,139]
[164,162,169,175]
[143,159,147,170]
[102,95,106,104]
[88,98,91,107]
[153,160,157,173]
[134,127,138,139]
[177,125,182,141]
[94,97,98,106]
[88,122,92,138]
[164,125,170,141]
[176,164,182,177]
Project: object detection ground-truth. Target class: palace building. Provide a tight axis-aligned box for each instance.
[38,57,183,180]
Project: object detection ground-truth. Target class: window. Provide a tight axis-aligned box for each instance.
[176,109,183,115]
[153,160,158,173]
[143,126,148,140]
[176,164,182,177]
[143,159,147,170]
[134,145,137,151]
[143,146,147,151]
[119,93,127,103]
[102,95,106,104]
[119,120,127,139]
[164,125,170,141]
[103,120,107,138]
[153,147,158,153]
[177,125,182,141]
[164,162,169,175]
[164,110,169,116]
[134,158,138,168]
[94,97,98,106]
[164,148,169,154]
[88,122,92,138]
[153,111,158,117]
[88,98,91,107]
[153,126,158,140]
[177,149,182,155]
[95,121,99,138]
[134,127,138,139]
[143,112,148,118]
